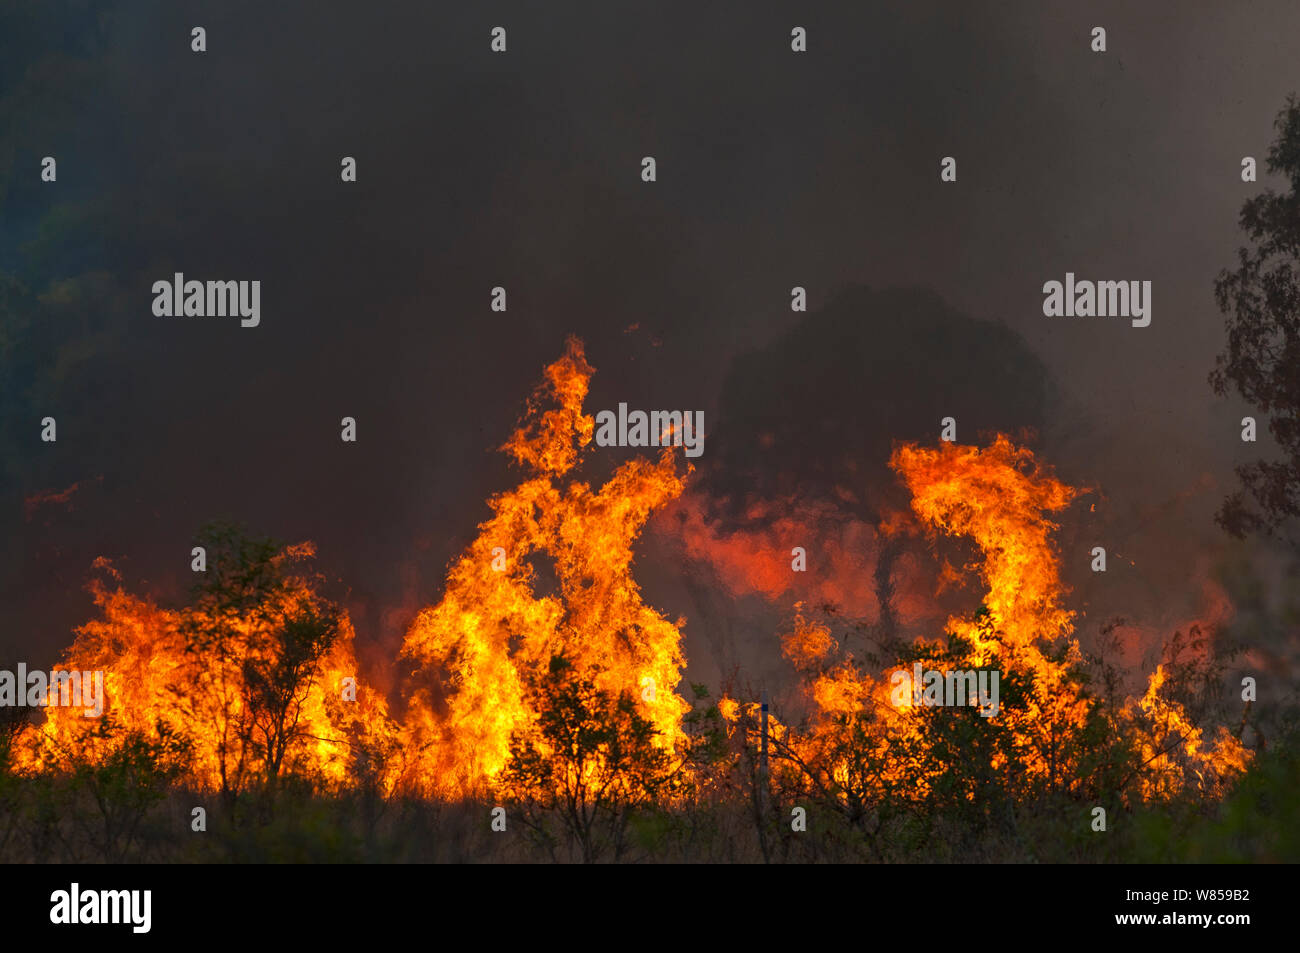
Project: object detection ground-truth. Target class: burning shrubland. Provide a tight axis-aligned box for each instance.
[0,339,1284,862]
[15,529,401,801]
[715,438,1255,859]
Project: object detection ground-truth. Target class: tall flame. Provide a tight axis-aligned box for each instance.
[743,436,1251,803]
[13,360,1251,809]
[398,337,691,797]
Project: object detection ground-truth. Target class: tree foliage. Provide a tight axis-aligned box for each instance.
[502,655,681,861]
[1213,94,1300,542]
[178,522,342,804]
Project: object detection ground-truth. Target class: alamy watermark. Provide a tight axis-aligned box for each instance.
[0,665,104,717]
[889,663,1000,718]
[152,273,260,327]
[1042,273,1151,327]
[594,404,705,458]
[50,883,151,933]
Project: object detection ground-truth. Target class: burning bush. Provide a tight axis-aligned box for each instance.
[717,437,1254,858]
[19,525,399,803]
[501,655,685,861]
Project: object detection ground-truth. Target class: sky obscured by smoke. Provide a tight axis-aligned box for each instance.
[4,1,1298,696]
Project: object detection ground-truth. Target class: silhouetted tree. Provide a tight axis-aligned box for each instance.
[59,717,189,862]
[502,656,680,862]
[1213,94,1300,543]
[180,522,341,807]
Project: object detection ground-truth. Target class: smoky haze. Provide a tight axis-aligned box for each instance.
[3,1,1297,700]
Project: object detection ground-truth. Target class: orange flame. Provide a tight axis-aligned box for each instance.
[18,554,399,793]
[15,359,1251,809]
[765,436,1250,801]
[398,337,691,797]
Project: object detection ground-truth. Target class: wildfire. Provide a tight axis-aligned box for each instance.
[730,435,1252,804]
[1133,664,1253,800]
[890,436,1092,782]
[12,347,1251,812]
[397,337,692,797]
[17,554,399,794]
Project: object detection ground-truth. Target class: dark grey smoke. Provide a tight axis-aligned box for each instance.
[4,2,1298,703]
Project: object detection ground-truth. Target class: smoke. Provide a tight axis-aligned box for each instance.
[653,285,1061,684]
[654,284,1286,701]
[6,1,1299,706]
[695,286,1055,517]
